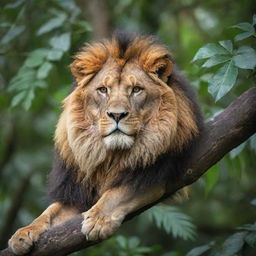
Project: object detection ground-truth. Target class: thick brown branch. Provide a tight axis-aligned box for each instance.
[1,87,256,256]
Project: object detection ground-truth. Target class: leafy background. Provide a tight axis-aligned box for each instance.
[0,0,255,255]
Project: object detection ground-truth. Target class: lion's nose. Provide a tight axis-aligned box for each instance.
[107,112,129,122]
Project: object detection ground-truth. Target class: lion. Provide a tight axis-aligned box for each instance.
[8,32,203,255]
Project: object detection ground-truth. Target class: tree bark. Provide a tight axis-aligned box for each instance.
[1,87,256,256]
[76,0,111,39]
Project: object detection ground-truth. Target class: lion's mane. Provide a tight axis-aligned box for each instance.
[48,32,203,211]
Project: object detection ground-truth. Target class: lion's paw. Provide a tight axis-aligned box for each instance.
[81,208,124,241]
[8,225,42,255]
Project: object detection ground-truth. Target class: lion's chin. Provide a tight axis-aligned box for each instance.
[103,133,134,150]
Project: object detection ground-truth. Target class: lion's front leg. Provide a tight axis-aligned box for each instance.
[8,202,78,255]
[82,185,165,241]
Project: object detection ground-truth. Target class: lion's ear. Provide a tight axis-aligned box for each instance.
[153,56,173,83]
[140,51,173,83]
[70,43,108,84]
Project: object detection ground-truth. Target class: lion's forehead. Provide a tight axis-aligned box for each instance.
[94,61,154,90]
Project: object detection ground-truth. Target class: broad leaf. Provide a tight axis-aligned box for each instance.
[4,0,26,9]
[76,21,93,31]
[253,14,256,25]
[25,54,45,68]
[192,43,229,62]
[11,91,26,107]
[220,232,247,256]
[219,40,233,53]
[233,51,256,70]
[245,232,256,247]
[230,142,246,159]
[186,244,211,256]
[239,223,256,232]
[8,70,36,91]
[34,80,47,88]
[208,60,238,101]
[202,55,230,68]
[23,89,35,110]
[37,14,67,35]
[46,49,63,61]
[251,198,256,206]
[236,45,256,54]
[37,62,53,79]
[249,134,256,153]
[235,31,254,41]
[232,22,254,32]
[0,25,25,45]
[50,32,71,52]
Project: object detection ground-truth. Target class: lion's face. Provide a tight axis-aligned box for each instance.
[83,60,163,150]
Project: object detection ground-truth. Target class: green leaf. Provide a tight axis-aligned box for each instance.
[34,80,48,88]
[4,0,26,9]
[192,43,229,62]
[50,32,71,52]
[46,49,63,61]
[128,237,140,248]
[25,54,45,68]
[245,232,256,247]
[236,45,256,54]
[251,198,256,206]
[0,25,25,45]
[249,134,256,153]
[11,91,26,107]
[208,60,238,101]
[220,232,247,256]
[239,223,256,232]
[147,206,196,240]
[235,31,254,41]
[37,62,53,79]
[24,49,49,68]
[219,40,233,53]
[202,56,230,68]
[8,70,36,91]
[232,22,254,32]
[37,14,67,35]
[230,142,246,159]
[186,244,211,256]
[233,51,256,70]
[23,89,35,110]
[253,14,256,25]
[76,20,93,31]
[205,165,219,194]
[115,235,127,248]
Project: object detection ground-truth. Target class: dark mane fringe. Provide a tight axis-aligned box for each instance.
[48,151,99,212]
[113,30,135,58]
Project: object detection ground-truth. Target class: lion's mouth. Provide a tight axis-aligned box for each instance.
[104,128,133,137]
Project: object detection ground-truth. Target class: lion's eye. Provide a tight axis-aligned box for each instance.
[132,86,143,93]
[97,87,108,94]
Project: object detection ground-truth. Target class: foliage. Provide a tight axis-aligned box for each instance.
[192,15,256,102]
[1,0,91,110]
[82,235,161,256]
[146,205,196,241]
[186,219,256,256]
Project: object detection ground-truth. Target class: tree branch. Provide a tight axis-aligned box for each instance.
[1,87,256,256]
